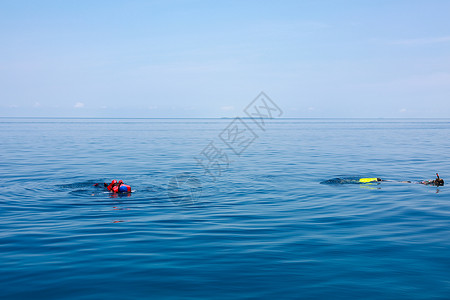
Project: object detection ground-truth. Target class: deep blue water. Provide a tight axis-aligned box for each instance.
[1,118,450,299]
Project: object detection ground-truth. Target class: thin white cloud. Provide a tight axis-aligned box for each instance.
[74,102,85,108]
[220,105,234,111]
[359,72,450,90]
[390,36,450,45]
[395,72,450,88]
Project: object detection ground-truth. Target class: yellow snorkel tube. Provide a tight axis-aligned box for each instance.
[359,178,379,183]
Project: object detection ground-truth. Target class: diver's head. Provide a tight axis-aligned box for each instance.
[435,173,444,186]
[435,178,444,186]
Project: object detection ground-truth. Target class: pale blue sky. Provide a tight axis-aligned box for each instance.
[1,0,449,117]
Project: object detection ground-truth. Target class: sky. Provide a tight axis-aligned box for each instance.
[1,0,450,118]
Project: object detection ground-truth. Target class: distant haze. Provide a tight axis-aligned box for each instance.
[1,0,450,118]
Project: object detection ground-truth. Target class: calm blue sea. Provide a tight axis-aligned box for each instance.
[1,118,450,299]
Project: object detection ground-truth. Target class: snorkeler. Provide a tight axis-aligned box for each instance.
[381,173,444,186]
[322,173,444,186]
[418,173,444,186]
[93,180,132,193]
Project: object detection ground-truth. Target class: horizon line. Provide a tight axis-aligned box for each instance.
[1,116,450,120]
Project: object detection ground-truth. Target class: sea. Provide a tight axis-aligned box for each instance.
[1,118,450,299]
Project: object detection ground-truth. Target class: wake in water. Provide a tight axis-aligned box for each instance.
[56,180,167,199]
[56,180,133,198]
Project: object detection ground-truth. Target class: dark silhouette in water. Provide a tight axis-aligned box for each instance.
[321,177,380,184]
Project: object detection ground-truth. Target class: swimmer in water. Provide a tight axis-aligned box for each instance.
[380,173,444,186]
[418,173,444,186]
[93,180,132,193]
[322,173,444,186]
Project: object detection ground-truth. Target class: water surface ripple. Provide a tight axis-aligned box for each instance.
[1,118,449,299]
